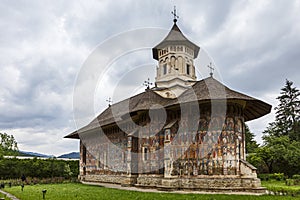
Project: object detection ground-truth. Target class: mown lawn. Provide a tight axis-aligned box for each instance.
[262,180,300,195]
[3,183,300,200]
[0,192,9,200]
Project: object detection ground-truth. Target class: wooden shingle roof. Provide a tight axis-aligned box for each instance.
[176,77,271,121]
[152,23,200,60]
[65,77,271,139]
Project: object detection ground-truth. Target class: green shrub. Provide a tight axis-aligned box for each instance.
[285,178,300,186]
[286,179,294,186]
[292,174,300,180]
[0,158,79,180]
[259,173,286,181]
[258,173,270,181]
[271,173,285,181]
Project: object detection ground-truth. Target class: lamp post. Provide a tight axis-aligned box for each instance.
[42,189,47,199]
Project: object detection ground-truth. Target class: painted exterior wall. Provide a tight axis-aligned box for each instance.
[78,102,262,192]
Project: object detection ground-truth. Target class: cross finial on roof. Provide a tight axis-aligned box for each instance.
[106,97,113,107]
[207,62,215,77]
[171,6,179,23]
[143,78,153,89]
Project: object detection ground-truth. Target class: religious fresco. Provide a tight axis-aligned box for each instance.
[81,129,128,176]
[167,104,245,177]
[81,103,246,178]
[138,116,165,174]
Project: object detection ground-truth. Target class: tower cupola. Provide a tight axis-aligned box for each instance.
[152,20,200,98]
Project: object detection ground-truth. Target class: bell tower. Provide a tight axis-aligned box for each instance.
[152,9,200,98]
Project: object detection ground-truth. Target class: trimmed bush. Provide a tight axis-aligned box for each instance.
[286,179,294,186]
[292,174,300,180]
[258,173,286,181]
[272,173,285,181]
[258,174,270,181]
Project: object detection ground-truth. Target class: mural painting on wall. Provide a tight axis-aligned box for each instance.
[169,113,244,177]
[82,105,245,177]
[83,130,128,175]
[139,123,165,174]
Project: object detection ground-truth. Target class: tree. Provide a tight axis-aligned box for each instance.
[0,132,18,155]
[255,136,300,176]
[245,124,259,153]
[264,79,300,141]
[248,80,300,176]
[0,158,79,179]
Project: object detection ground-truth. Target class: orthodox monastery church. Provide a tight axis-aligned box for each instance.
[65,15,271,192]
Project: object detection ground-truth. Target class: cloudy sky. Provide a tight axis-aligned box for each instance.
[1,0,300,156]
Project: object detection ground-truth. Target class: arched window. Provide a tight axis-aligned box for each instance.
[170,56,176,68]
[186,64,190,75]
[163,64,167,75]
[177,56,183,73]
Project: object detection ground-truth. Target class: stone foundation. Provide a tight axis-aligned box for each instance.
[80,174,265,193]
[136,174,163,187]
[159,176,264,193]
[121,175,138,187]
[80,174,126,185]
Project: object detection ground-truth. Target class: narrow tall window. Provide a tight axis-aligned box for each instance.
[122,151,126,163]
[82,144,87,175]
[143,147,148,161]
[186,64,190,75]
[82,145,86,164]
[163,64,167,75]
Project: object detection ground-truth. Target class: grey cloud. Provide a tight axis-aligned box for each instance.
[0,0,299,155]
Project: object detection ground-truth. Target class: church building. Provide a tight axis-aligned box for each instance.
[65,15,271,192]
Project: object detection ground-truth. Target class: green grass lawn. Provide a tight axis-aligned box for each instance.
[2,183,300,200]
[0,192,9,200]
[262,180,300,195]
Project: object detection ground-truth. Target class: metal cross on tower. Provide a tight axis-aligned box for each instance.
[143,78,153,89]
[106,97,113,106]
[171,6,179,23]
[207,62,215,77]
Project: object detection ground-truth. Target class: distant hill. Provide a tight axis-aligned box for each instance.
[19,151,54,158]
[16,151,79,159]
[58,152,80,159]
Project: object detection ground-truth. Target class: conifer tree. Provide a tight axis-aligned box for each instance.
[264,79,300,141]
[245,124,259,153]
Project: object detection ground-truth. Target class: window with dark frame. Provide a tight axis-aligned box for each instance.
[163,64,167,75]
[144,147,148,161]
[186,64,190,75]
